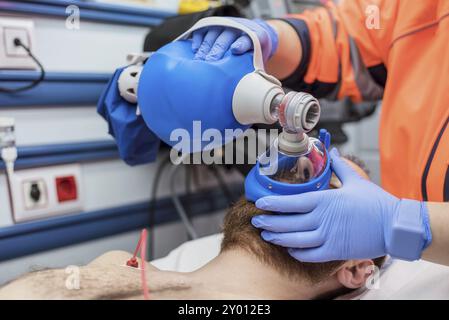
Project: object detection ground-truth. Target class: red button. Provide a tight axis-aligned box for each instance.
[55,176,77,202]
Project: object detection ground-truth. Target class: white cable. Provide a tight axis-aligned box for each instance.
[1,147,17,222]
[1,117,17,220]
[2,147,17,178]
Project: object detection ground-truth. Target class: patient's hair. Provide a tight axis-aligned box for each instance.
[221,156,384,284]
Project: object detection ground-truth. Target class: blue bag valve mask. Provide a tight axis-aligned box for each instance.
[101,17,332,200]
[115,17,284,154]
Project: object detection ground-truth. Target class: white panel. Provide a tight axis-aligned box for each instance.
[0,14,149,73]
[81,159,156,210]
[11,164,84,222]
[99,0,179,12]
[0,106,110,145]
[0,17,36,69]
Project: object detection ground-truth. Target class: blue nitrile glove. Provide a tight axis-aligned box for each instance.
[251,148,432,262]
[191,17,279,63]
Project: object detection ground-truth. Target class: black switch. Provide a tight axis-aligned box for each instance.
[30,183,41,203]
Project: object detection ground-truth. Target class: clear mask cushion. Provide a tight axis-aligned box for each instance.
[245,129,332,202]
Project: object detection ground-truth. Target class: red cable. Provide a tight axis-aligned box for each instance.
[126,229,150,299]
[133,234,143,258]
[126,235,140,268]
[140,229,149,300]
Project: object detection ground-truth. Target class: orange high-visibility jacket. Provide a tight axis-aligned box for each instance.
[283,0,449,202]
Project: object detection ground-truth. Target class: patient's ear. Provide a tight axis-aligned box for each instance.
[336,260,374,289]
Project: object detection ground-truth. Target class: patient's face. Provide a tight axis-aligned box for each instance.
[276,154,370,186]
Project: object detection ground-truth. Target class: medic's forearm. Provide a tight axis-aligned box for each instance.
[265,20,302,80]
[422,202,449,266]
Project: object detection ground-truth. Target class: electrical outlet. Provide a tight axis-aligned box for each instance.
[0,18,36,69]
[23,179,48,210]
[10,164,84,223]
[5,27,30,56]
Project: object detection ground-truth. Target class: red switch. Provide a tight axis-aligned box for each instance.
[55,176,77,202]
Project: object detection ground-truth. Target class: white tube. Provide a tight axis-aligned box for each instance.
[1,147,17,177]
[232,71,283,125]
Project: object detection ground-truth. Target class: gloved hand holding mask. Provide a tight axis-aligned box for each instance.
[252,149,433,262]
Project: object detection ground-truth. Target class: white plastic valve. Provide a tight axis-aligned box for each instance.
[232,71,283,125]
[118,65,143,104]
[276,92,321,155]
[118,52,153,105]
[279,92,321,135]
